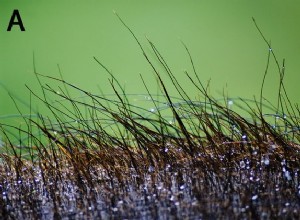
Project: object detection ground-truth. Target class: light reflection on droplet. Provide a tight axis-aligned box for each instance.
[148,166,155,172]
[271,144,277,150]
[240,161,246,169]
[263,156,270,166]
[284,170,292,181]
[252,195,258,200]
[144,96,151,100]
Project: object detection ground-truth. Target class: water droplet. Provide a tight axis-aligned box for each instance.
[240,160,246,169]
[284,170,292,181]
[261,212,268,218]
[179,185,185,190]
[165,164,171,170]
[149,108,155,113]
[228,100,233,106]
[263,156,270,166]
[192,201,198,206]
[144,96,151,100]
[271,144,277,150]
[148,166,155,172]
[252,195,258,200]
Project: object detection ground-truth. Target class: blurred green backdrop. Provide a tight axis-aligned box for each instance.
[1,1,300,130]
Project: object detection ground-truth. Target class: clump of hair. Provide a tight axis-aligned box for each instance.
[0,15,299,219]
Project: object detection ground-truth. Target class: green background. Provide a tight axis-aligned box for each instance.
[1,1,299,130]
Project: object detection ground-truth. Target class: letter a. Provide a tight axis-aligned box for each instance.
[7,10,25,31]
